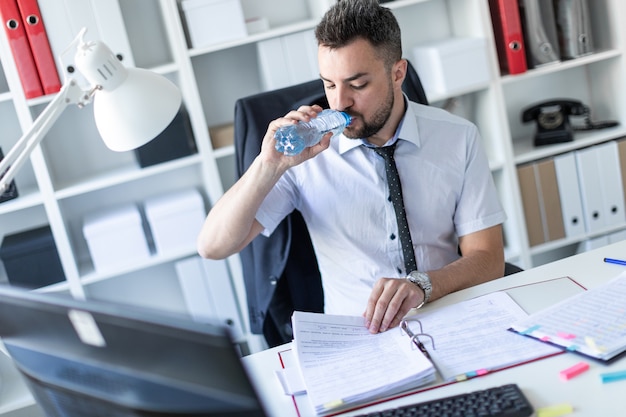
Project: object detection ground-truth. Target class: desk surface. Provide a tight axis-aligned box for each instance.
[242,241,626,416]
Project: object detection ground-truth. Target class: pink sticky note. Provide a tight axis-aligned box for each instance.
[557,332,576,340]
[559,361,589,381]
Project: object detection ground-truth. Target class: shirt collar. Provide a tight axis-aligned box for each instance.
[337,95,420,154]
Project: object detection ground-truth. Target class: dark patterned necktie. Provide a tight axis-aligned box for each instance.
[371,142,417,274]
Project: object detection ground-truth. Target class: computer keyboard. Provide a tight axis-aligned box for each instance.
[354,384,533,417]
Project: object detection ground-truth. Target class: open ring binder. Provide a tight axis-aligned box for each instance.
[401,318,435,359]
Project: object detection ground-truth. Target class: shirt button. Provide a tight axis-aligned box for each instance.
[390,233,396,240]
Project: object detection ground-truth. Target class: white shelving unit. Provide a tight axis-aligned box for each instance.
[0,0,624,414]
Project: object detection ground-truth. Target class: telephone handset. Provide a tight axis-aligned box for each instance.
[521,99,618,146]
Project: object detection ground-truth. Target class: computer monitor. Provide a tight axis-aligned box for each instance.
[0,284,268,416]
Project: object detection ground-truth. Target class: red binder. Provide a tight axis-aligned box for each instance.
[16,0,60,95]
[0,0,43,98]
[488,0,528,75]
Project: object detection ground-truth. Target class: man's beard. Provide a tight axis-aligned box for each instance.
[343,80,395,140]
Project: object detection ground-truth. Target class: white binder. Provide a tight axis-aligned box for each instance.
[553,152,585,237]
[257,36,291,91]
[199,256,245,340]
[38,0,134,85]
[595,141,626,227]
[175,256,218,323]
[175,256,244,340]
[575,146,606,233]
[257,30,318,91]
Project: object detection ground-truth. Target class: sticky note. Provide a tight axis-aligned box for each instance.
[537,403,574,417]
[600,369,626,384]
[584,336,606,353]
[521,324,541,334]
[557,332,576,340]
[559,361,589,381]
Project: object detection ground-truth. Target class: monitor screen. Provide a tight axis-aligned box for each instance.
[0,285,267,417]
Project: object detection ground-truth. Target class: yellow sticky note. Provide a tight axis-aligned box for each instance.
[537,403,574,417]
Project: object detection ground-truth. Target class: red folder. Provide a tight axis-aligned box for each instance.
[488,0,528,75]
[0,0,43,98]
[16,0,60,95]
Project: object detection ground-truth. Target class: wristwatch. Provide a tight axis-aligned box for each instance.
[406,271,432,309]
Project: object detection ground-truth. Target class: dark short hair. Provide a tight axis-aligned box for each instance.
[314,0,402,70]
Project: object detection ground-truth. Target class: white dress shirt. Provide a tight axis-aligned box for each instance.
[256,101,507,316]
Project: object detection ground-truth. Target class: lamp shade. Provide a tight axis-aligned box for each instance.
[74,38,182,151]
[93,68,182,151]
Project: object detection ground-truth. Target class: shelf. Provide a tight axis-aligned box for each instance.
[187,0,436,58]
[75,245,198,287]
[500,49,622,85]
[212,145,235,159]
[512,125,626,165]
[528,220,626,256]
[0,189,43,216]
[188,19,319,57]
[0,91,11,103]
[53,154,203,200]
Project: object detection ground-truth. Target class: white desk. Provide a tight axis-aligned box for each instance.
[242,241,626,416]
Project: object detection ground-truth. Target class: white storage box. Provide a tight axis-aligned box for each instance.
[83,204,151,272]
[181,0,247,48]
[412,37,490,98]
[144,189,206,255]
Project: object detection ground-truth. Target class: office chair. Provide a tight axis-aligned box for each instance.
[234,60,520,347]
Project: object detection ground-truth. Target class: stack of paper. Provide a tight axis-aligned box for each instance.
[292,311,436,416]
[510,272,626,362]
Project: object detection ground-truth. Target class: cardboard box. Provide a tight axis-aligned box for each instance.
[144,189,206,255]
[0,225,64,288]
[83,204,151,272]
[209,123,234,149]
[181,0,247,48]
[412,37,491,97]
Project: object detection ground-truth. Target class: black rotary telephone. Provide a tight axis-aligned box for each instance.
[521,99,618,146]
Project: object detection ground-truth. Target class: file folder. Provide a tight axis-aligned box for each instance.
[175,256,244,340]
[518,0,561,68]
[595,141,626,227]
[575,146,606,233]
[517,163,544,246]
[16,0,60,95]
[518,161,566,246]
[535,159,566,242]
[0,0,43,98]
[554,0,594,59]
[257,30,318,91]
[488,0,527,75]
[618,139,626,207]
[553,152,585,238]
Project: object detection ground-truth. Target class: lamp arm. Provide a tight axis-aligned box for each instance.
[0,79,93,192]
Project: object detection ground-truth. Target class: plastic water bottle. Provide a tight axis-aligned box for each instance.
[274,109,352,156]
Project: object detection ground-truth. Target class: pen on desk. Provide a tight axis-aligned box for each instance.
[603,257,626,266]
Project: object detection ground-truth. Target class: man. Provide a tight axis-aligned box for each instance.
[198,0,506,334]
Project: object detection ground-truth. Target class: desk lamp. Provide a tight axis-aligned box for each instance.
[0,28,182,192]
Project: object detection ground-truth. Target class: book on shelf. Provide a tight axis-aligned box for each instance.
[510,271,626,362]
[292,290,562,417]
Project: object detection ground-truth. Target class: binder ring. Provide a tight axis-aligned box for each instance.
[400,318,436,351]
